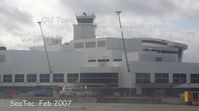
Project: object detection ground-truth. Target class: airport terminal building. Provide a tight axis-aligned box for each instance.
[0,14,199,96]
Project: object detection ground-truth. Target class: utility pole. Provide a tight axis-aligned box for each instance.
[115,11,130,72]
[37,21,53,75]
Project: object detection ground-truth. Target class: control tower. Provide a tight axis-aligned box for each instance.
[73,12,96,40]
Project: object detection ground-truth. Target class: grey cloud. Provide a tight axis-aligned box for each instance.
[60,0,179,17]
[119,0,177,16]
[60,0,113,15]
[0,0,32,33]
[60,0,199,20]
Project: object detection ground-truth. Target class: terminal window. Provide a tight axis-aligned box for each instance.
[86,42,96,48]
[40,74,50,82]
[77,18,93,23]
[67,73,79,83]
[15,74,24,82]
[98,59,109,62]
[155,73,169,84]
[173,73,186,83]
[74,42,84,49]
[88,59,96,62]
[53,73,64,82]
[191,74,199,83]
[97,41,106,47]
[3,74,12,83]
[155,57,162,62]
[136,73,150,84]
[114,59,122,62]
[27,74,37,82]
[80,73,118,87]
[193,93,198,100]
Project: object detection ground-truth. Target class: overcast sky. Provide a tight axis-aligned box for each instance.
[0,0,199,62]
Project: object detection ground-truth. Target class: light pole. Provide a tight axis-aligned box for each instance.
[115,11,130,72]
[37,21,53,75]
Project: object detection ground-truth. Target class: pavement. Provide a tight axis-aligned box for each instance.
[0,99,198,111]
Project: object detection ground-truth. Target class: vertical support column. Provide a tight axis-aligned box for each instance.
[136,86,142,95]
[187,73,190,84]
[132,72,136,85]
[64,73,67,83]
[24,74,27,83]
[78,73,80,83]
[37,73,40,83]
[169,73,173,83]
[151,73,155,83]
[0,74,2,83]
[12,74,15,83]
[50,73,53,83]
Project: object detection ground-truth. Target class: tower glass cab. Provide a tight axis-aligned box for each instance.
[73,12,96,40]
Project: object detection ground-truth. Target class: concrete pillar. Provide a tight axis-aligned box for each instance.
[24,74,27,83]
[12,74,15,83]
[64,73,67,83]
[151,73,155,83]
[50,73,53,83]
[169,73,173,83]
[0,74,2,83]
[136,86,142,95]
[132,72,136,85]
[128,88,133,97]
[78,73,80,83]
[187,73,190,84]
[37,73,40,83]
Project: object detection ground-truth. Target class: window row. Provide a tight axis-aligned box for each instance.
[136,73,199,84]
[80,73,118,87]
[74,40,106,49]
[88,58,122,62]
[0,73,79,83]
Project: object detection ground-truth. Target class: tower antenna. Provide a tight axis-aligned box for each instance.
[37,21,53,75]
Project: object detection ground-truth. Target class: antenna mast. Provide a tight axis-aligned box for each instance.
[37,21,53,74]
[115,11,130,72]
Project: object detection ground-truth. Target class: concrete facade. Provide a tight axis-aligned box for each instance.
[0,13,199,96]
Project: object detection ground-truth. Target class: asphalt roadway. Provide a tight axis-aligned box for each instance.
[0,99,198,111]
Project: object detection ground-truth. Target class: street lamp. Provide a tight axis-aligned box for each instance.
[115,11,130,72]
